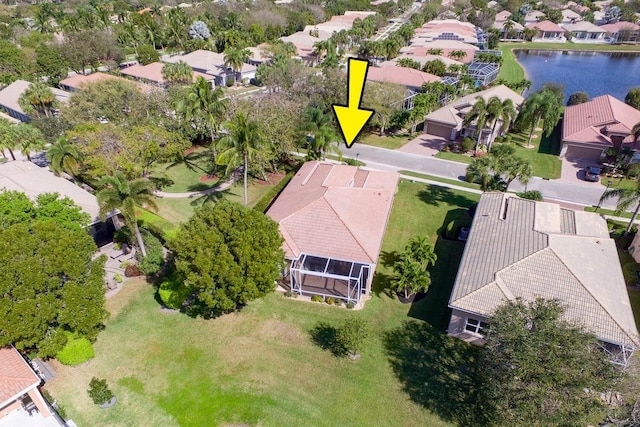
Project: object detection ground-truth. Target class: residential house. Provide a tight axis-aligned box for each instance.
[0,80,70,123]
[119,62,214,87]
[164,50,257,86]
[391,54,463,68]
[400,40,479,63]
[561,8,582,24]
[467,62,499,86]
[448,192,639,367]
[423,84,524,141]
[367,64,440,91]
[0,160,119,246]
[280,29,333,64]
[266,161,399,306]
[526,20,567,42]
[0,346,62,426]
[562,21,607,42]
[411,19,479,44]
[246,44,275,66]
[492,11,525,40]
[524,10,546,25]
[561,94,640,162]
[600,21,640,43]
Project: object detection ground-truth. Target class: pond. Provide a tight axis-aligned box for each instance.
[514,49,640,103]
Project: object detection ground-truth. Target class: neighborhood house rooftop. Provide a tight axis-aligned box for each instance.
[450,192,639,348]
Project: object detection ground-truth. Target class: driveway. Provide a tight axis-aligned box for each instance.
[399,133,448,157]
[561,155,603,185]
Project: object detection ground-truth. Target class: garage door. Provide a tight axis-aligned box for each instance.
[425,121,454,140]
[563,145,602,162]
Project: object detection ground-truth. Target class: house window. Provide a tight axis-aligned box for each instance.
[464,318,488,336]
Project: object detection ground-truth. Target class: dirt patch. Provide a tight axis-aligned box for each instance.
[256,172,286,186]
[199,175,220,183]
[183,146,198,156]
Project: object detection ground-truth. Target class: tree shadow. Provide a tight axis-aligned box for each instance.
[379,250,398,269]
[538,123,561,155]
[418,186,476,209]
[408,209,471,330]
[383,321,491,427]
[186,181,221,192]
[188,188,233,207]
[166,149,210,174]
[371,271,394,298]
[149,175,175,190]
[309,321,344,357]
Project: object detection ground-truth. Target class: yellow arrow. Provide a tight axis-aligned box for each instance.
[332,58,374,148]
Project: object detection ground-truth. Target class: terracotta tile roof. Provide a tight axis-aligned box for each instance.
[599,22,640,33]
[266,161,399,264]
[120,62,213,85]
[526,20,565,33]
[401,41,478,63]
[450,193,639,347]
[0,347,39,408]
[562,94,640,144]
[413,19,478,43]
[367,65,439,89]
[494,10,512,21]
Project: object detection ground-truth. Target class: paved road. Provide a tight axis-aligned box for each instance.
[342,143,619,210]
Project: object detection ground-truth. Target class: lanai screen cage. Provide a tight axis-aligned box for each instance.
[468,62,499,86]
[290,253,371,305]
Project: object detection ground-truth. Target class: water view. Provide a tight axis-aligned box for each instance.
[513,49,640,103]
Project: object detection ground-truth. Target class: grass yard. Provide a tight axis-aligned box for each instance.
[498,45,525,83]
[151,147,220,193]
[399,170,481,190]
[357,132,412,150]
[510,130,562,179]
[434,151,473,164]
[45,181,481,427]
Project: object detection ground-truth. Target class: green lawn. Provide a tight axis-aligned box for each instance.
[399,170,481,190]
[357,132,412,150]
[434,131,561,180]
[498,45,524,83]
[45,181,481,427]
[151,147,220,193]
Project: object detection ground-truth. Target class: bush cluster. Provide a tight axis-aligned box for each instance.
[87,377,113,405]
[158,272,190,310]
[137,229,164,275]
[56,334,95,365]
[311,295,324,303]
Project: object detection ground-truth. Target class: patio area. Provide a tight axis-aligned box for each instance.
[0,408,66,427]
[97,242,137,295]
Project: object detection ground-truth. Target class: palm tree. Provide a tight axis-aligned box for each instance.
[97,172,158,258]
[409,93,438,135]
[632,121,640,144]
[176,77,228,175]
[223,47,251,84]
[47,137,82,179]
[600,178,640,235]
[216,112,266,206]
[466,156,493,190]
[485,97,516,151]
[18,82,57,118]
[448,50,467,61]
[0,119,17,160]
[517,89,562,147]
[162,61,193,85]
[301,105,340,160]
[427,48,443,56]
[391,235,437,299]
[464,97,490,152]
[13,124,45,161]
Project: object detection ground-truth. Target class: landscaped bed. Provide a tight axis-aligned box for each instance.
[44,182,480,426]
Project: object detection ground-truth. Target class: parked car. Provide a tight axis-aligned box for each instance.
[585,166,602,182]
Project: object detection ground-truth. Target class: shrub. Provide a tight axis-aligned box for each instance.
[114,273,123,283]
[311,295,324,303]
[333,317,370,357]
[226,78,234,87]
[343,158,365,166]
[461,137,475,153]
[42,390,67,420]
[113,228,132,245]
[326,297,335,305]
[517,190,543,201]
[334,298,343,306]
[284,290,293,298]
[445,220,457,239]
[87,377,113,405]
[346,302,355,309]
[137,229,164,275]
[56,334,94,365]
[158,272,190,310]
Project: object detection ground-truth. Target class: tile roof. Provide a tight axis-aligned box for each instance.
[165,50,257,76]
[401,41,479,63]
[266,161,398,264]
[413,19,478,43]
[120,62,213,85]
[367,65,439,89]
[526,20,566,33]
[0,160,105,223]
[0,80,70,117]
[450,193,639,347]
[0,347,39,408]
[391,54,463,67]
[599,22,640,33]
[562,94,640,145]
[562,21,606,32]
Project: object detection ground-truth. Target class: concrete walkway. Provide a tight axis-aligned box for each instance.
[155,175,237,199]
